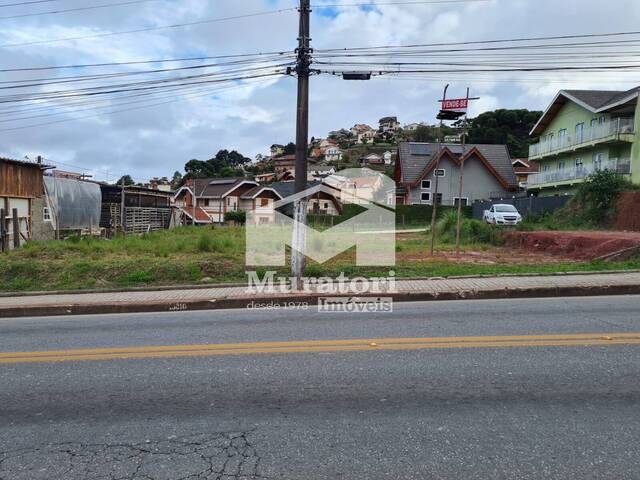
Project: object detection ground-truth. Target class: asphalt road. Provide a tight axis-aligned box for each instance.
[1,296,639,479]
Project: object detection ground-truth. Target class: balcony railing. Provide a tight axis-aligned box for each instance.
[529,117,635,158]
[527,158,631,187]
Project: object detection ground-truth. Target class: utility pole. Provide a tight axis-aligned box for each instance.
[430,84,448,256]
[192,181,197,227]
[455,87,470,256]
[120,177,126,234]
[291,0,311,289]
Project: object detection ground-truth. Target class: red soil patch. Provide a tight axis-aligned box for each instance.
[613,192,640,232]
[397,248,567,265]
[502,231,640,261]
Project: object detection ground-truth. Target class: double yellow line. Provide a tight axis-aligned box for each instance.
[1,333,639,364]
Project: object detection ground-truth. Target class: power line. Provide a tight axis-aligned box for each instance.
[312,0,487,6]
[0,72,284,132]
[314,30,640,52]
[0,77,274,124]
[0,7,297,48]
[0,0,56,7]
[0,54,294,88]
[0,0,161,20]
[0,50,293,72]
[0,62,292,102]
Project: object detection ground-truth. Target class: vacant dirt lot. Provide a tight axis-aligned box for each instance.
[503,231,640,261]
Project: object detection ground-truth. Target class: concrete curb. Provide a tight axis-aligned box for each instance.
[2,269,640,299]
[2,283,639,318]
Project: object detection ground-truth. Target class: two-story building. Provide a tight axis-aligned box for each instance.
[395,143,517,206]
[527,86,639,195]
[350,124,376,144]
[324,145,343,162]
[379,116,401,134]
[174,178,259,224]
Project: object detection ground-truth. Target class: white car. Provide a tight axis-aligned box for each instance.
[483,204,522,225]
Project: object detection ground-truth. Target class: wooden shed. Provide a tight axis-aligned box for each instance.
[0,157,54,250]
[98,183,174,235]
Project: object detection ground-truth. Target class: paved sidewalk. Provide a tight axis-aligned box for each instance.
[1,271,640,318]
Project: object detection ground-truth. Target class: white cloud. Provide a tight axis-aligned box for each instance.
[0,0,637,181]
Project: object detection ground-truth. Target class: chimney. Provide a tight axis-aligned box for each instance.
[36,155,42,165]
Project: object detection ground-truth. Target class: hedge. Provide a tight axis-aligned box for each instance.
[308,204,471,227]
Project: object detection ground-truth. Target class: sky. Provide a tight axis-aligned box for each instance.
[0,0,639,183]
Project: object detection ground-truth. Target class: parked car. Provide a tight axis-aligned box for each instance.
[483,204,522,225]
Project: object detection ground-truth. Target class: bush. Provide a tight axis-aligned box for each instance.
[572,169,636,226]
[224,210,246,224]
[436,213,500,245]
[396,204,472,226]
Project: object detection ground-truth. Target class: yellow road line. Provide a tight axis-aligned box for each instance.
[1,333,639,364]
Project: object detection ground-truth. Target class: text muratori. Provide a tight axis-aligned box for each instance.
[245,270,396,295]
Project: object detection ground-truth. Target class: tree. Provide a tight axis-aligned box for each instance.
[171,171,183,189]
[183,149,251,179]
[411,125,438,142]
[184,159,214,179]
[283,142,296,155]
[115,175,135,186]
[465,109,542,158]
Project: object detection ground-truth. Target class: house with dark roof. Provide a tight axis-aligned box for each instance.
[173,178,258,224]
[527,86,639,194]
[395,143,517,206]
[270,181,342,216]
[512,158,539,188]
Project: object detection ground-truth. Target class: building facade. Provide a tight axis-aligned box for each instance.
[0,157,54,249]
[396,143,517,206]
[527,87,639,195]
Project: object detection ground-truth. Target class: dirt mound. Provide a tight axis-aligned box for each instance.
[502,231,640,261]
[613,192,640,232]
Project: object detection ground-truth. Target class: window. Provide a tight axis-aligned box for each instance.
[575,158,584,168]
[543,164,550,172]
[590,118,598,139]
[558,160,565,170]
[204,199,210,207]
[421,192,431,203]
[575,123,584,143]
[421,180,431,190]
[558,129,567,146]
[260,198,269,207]
[435,193,443,204]
[495,205,518,213]
[434,169,446,177]
[453,198,468,207]
[593,153,604,170]
[324,202,329,209]
[43,207,51,222]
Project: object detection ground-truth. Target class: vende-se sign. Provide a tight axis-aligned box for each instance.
[440,98,468,112]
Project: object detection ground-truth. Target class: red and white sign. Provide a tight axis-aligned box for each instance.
[440,98,468,112]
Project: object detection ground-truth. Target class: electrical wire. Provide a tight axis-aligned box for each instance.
[0,72,285,132]
[0,50,293,73]
[312,0,487,6]
[0,0,57,7]
[0,7,297,48]
[0,0,161,20]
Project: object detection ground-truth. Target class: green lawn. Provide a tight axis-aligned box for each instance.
[0,226,638,293]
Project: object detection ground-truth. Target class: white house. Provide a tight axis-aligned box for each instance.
[350,124,376,144]
[324,145,343,162]
[308,165,337,181]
